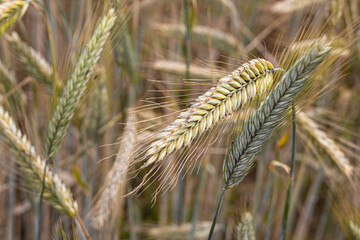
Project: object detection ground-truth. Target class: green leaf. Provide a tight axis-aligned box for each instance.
[72,167,90,195]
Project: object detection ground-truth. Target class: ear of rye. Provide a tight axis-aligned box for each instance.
[5,31,55,88]
[298,111,352,177]
[145,59,275,167]
[0,0,29,36]
[237,212,255,240]
[223,45,331,188]
[90,112,136,228]
[0,106,78,217]
[45,9,116,158]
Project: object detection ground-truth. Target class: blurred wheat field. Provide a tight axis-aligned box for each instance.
[0,0,359,240]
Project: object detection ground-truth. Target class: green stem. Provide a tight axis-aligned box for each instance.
[207,188,226,240]
[75,218,87,240]
[75,212,92,240]
[183,0,191,82]
[36,157,50,240]
[189,167,205,240]
[7,161,15,240]
[174,0,192,225]
[34,3,57,239]
[176,169,185,224]
[279,104,296,240]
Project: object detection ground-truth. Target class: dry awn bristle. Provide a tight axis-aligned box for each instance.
[0,106,78,217]
[0,0,29,36]
[144,59,274,167]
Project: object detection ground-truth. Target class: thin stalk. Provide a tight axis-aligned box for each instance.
[176,168,185,224]
[27,4,53,239]
[279,104,296,240]
[34,197,40,240]
[183,0,191,82]
[36,5,58,239]
[90,145,98,198]
[127,185,137,240]
[75,212,92,240]
[293,171,324,240]
[255,160,271,232]
[83,147,89,218]
[189,166,205,240]
[36,157,50,240]
[175,0,191,225]
[81,128,91,229]
[75,218,87,240]
[207,188,226,240]
[314,192,331,240]
[7,161,15,240]
[286,148,309,235]
[264,175,276,240]
[253,155,265,231]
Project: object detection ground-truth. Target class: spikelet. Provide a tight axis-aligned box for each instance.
[223,44,331,188]
[5,31,54,88]
[152,23,241,53]
[153,60,223,79]
[237,212,255,240]
[90,112,136,228]
[271,0,325,14]
[0,0,29,36]
[46,9,116,158]
[298,111,353,177]
[144,59,275,167]
[0,106,78,216]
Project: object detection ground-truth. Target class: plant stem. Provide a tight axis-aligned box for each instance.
[35,2,59,237]
[75,212,92,240]
[47,2,59,99]
[174,0,192,225]
[176,168,185,224]
[183,0,191,82]
[280,104,296,240]
[36,157,50,240]
[189,166,205,240]
[75,217,87,240]
[207,188,226,240]
[7,161,15,240]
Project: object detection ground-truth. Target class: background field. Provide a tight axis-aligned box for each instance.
[0,0,359,239]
